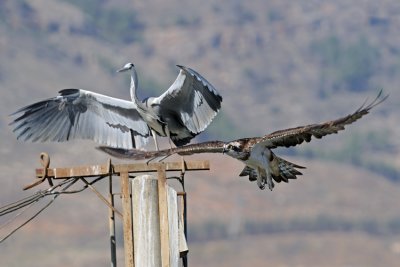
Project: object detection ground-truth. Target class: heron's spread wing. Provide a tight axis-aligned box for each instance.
[10,89,151,149]
[97,140,226,160]
[153,65,223,134]
[254,90,388,149]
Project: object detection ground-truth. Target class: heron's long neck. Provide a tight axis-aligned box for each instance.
[130,68,140,104]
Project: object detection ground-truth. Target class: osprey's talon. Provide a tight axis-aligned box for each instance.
[257,179,266,190]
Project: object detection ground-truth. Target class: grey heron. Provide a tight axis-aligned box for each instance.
[10,63,222,150]
[116,62,222,150]
[98,91,387,191]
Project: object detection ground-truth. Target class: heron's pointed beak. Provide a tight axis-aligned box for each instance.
[116,66,130,73]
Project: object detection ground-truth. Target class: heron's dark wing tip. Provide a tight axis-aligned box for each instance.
[58,88,81,95]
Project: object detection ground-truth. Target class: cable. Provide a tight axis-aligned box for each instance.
[0,175,109,243]
[0,192,44,216]
[0,194,55,243]
[0,178,79,243]
[0,200,37,230]
[0,178,75,217]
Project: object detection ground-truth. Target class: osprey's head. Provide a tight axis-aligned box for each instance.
[223,140,249,160]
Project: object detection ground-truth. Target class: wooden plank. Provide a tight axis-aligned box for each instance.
[35,164,110,179]
[109,176,117,267]
[132,175,161,266]
[36,161,209,179]
[114,161,210,173]
[157,164,170,267]
[121,171,134,267]
[177,194,189,256]
[167,186,179,267]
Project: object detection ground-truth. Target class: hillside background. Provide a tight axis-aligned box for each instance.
[1,0,399,266]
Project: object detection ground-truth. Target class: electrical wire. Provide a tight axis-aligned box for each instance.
[0,192,44,217]
[0,200,37,231]
[0,176,106,243]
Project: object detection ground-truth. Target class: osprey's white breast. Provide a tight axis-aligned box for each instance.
[244,145,271,170]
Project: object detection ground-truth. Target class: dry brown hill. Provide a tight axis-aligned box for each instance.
[1,0,399,266]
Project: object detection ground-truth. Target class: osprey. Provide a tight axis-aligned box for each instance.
[98,91,387,191]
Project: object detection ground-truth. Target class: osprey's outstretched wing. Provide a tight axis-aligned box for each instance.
[256,90,388,149]
[97,140,225,160]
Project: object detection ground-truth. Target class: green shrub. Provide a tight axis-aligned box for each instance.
[62,0,144,44]
[312,36,380,94]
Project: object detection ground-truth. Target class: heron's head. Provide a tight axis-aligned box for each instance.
[117,62,134,73]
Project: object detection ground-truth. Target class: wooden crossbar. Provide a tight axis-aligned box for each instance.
[35,161,209,179]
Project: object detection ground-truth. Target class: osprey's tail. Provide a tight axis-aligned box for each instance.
[239,154,305,190]
[270,154,306,183]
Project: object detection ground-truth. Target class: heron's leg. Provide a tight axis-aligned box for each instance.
[158,154,173,162]
[145,153,173,164]
[165,127,174,150]
[151,129,159,151]
[168,139,174,149]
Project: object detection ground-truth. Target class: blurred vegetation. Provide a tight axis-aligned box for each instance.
[200,111,241,142]
[0,0,144,44]
[188,216,400,242]
[295,131,399,182]
[231,3,256,25]
[97,56,116,75]
[330,131,392,163]
[174,16,201,27]
[0,0,39,32]
[244,216,400,236]
[62,0,144,44]
[267,9,284,22]
[312,36,380,96]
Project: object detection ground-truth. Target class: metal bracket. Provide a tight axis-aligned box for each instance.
[23,153,53,190]
[179,157,187,190]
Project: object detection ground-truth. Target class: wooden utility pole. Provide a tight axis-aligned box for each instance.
[28,155,209,267]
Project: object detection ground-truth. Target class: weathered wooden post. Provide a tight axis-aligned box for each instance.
[131,174,183,267]
[109,175,117,267]
[121,170,134,267]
